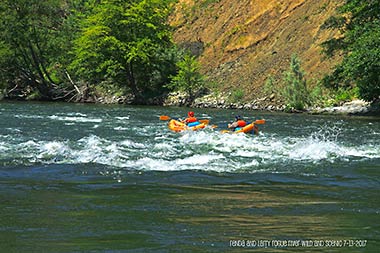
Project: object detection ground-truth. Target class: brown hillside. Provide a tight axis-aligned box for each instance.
[170,0,342,100]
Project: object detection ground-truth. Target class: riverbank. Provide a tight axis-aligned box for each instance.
[162,91,380,116]
[2,91,379,117]
[309,99,380,116]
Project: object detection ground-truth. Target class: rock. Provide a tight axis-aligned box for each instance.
[243,103,251,109]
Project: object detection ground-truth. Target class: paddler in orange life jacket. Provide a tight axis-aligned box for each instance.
[182,111,198,125]
[228,115,247,131]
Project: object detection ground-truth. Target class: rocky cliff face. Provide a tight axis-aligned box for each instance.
[170,0,342,101]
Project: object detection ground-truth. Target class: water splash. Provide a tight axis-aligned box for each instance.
[0,123,379,172]
[48,115,103,123]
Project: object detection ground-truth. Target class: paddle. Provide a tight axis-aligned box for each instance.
[252,119,266,124]
[199,119,210,125]
[159,115,171,121]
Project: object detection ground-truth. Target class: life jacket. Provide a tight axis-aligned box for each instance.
[186,117,197,123]
[237,120,247,127]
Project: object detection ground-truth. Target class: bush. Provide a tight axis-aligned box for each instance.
[335,87,359,103]
[230,88,244,103]
[263,75,276,95]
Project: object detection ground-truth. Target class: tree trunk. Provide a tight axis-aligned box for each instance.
[28,42,52,99]
[126,62,143,103]
[35,40,56,86]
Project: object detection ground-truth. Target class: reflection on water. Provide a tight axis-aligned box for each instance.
[167,183,378,252]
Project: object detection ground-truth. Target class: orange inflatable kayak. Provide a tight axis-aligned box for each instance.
[168,119,206,132]
[221,122,259,134]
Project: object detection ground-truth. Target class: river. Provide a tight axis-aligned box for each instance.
[0,101,379,252]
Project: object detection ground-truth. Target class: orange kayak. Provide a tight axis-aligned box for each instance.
[168,119,206,132]
[221,122,259,134]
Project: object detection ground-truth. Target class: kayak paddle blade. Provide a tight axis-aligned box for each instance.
[159,115,171,121]
[254,119,266,124]
[199,119,210,125]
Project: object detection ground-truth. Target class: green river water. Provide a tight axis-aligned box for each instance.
[0,101,379,252]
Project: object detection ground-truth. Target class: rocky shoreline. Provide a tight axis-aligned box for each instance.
[3,91,378,116]
[162,92,380,116]
[163,92,286,111]
[308,99,380,116]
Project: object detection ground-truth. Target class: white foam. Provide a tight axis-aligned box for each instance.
[343,145,380,159]
[14,114,44,119]
[124,154,229,172]
[234,149,258,158]
[153,142,172,151]
[125,157,174,171]
[39,141,68,155]
[116,116,130,120]
[1,124,379,171]
[0,141,9,152]
[67,112,87,117]
[20,140,39,148]
[72,137,121,164]
[120,139,145,149]
[176,154,224,165]
[6,128,22,133]
[114,126,128,131]
[286,138,342,161]
[241,159,260,168]
[48,115,102,123]
[37,141,71,160]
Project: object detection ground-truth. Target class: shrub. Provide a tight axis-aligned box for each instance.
[230,88,244,103]
[281,54,309,110]
[263,75,276,95]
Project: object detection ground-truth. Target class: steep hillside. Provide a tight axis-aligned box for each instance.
[170,0,342,101]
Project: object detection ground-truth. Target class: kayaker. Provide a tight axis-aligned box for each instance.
[182,111,198,125]
[228,115,247,130]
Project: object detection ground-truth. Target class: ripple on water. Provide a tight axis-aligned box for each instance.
[0,113,379,174]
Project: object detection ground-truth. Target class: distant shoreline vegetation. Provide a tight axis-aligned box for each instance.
[0,0,192,104]
[0,0,379,110]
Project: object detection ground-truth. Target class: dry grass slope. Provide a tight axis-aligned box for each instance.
[170,0,342,101]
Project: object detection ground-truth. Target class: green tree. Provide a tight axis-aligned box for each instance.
[281,54,309,111]
[70,0,176,101]
[322,0,380,101]
[166,53,204,101]
[0,0,72,99]
[0,41,14,92]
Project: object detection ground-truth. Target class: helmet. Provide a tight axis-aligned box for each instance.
[188,111,194,117]
[235,115,241,120]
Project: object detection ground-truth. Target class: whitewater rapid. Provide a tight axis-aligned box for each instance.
[1,112,379,173]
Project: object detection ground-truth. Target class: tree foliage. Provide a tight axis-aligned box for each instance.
[322,0,380,101]
[0,0,70,99]
[166,53,204,101]
[0,0,182,102]
[70,0,177,101]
